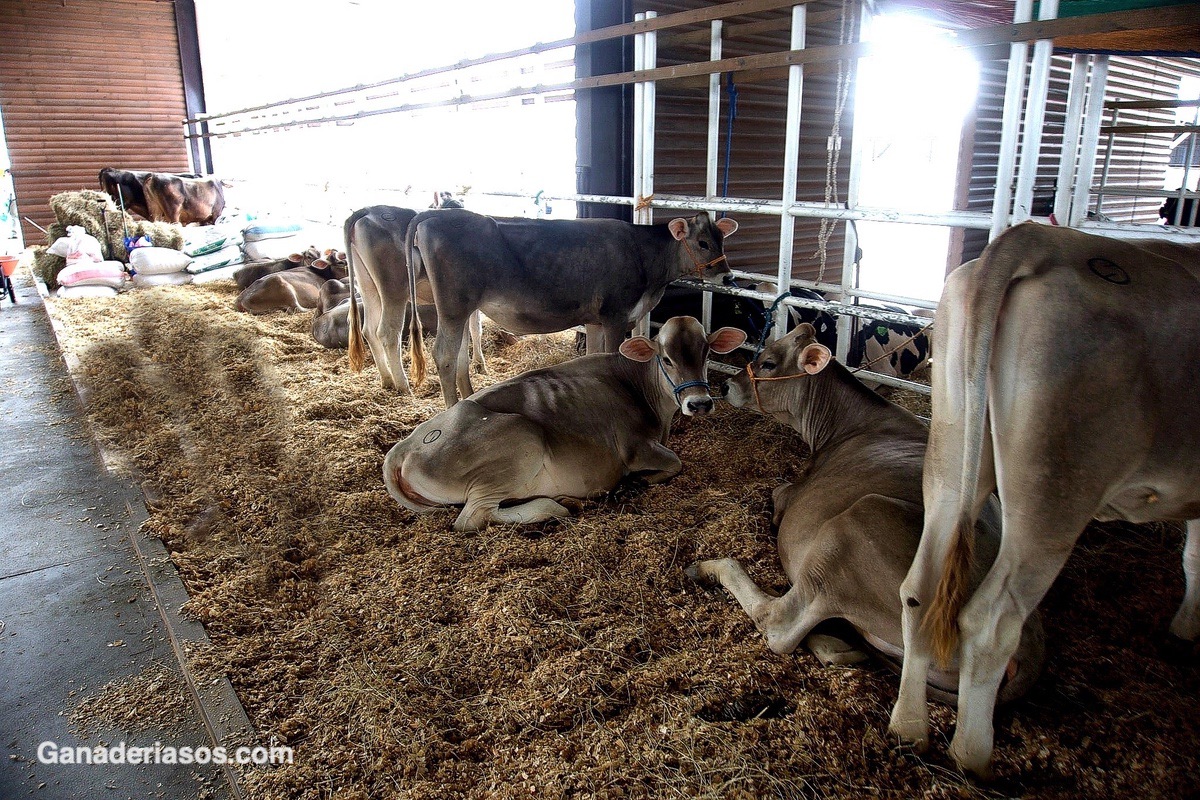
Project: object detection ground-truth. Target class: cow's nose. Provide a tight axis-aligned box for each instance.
[686,396,715,416]
[722,273,736,286]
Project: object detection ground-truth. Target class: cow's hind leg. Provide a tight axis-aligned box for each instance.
[1170,518,1200,640]
[374,295,412,393]
[687,558,826,655]
[950,514,1088,779]
[455,320,475,399]
[433,316,468,406]
[469,311,488,374]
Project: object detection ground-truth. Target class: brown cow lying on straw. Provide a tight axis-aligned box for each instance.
[687,322,1044,705]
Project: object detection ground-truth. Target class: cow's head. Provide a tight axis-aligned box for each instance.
[619,315,746,416]
[722,322,831,424]
[668,212,737,284]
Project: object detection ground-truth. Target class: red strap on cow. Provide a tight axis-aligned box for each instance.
[680,237,727,279]
[745,361,810,414]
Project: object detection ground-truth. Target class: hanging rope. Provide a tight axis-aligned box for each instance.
[720,72,739,213]
[814,0,855,284]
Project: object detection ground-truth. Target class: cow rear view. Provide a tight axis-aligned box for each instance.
[890,223,1200,778]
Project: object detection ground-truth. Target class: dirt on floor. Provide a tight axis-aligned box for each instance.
[49,282,1199,799]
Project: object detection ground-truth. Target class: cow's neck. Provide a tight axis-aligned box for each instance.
[788,362,917,454]
[619,357,680,439]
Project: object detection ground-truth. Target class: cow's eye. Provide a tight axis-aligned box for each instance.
[662,356,673,367]
[760,360,776,371]
[698,240,711,251]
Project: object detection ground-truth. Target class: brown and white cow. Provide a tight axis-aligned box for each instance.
[384,316,745,531]
[890,224,1200,778]
[344,205,483,392]
[141,173,225,225]
[687,322,1043,704]
[99,167,199,220]
[405,208,738,407]
[236,253,347,315]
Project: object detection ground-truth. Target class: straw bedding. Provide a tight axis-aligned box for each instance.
[51,282,1199,799]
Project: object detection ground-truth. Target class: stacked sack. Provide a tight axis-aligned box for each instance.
[241,219,305,262]
[49,226,126,298]
[129,244,194,288]
[183,224,245,283]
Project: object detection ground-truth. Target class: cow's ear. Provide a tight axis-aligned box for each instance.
[798,343,832,375]
[668,218,690,241]
[715,217,738,238]
[287,253,303,263]
[619,336,657,362]
[707,326,747,354]
[313,259,329,269]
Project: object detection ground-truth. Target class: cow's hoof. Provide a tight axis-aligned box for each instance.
[888,718,929,754]
[553,496,585,515]
[684,561,719,589]
[805,633,870,666]
[949,738,995,782]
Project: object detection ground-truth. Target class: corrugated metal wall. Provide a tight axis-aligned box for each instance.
[637,0,855,282]
[0,0,191,243]
[957,53,1200,265]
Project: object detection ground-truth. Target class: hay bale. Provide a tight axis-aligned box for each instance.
[47,190,183,263]
[32,245,66,289]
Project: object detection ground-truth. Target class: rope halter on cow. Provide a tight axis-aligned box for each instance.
[745,361,812,415]
[679,236,728,279]
[657,356,710,405]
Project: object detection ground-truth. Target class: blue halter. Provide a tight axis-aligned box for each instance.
[657,355,709,403]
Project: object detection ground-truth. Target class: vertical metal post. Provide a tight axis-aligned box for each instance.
[1176,105,1198,226]
[641,11,658,227]
[632,13,645,225]
[1096,109,1117,216]
[775,4,806,340]
[1071,55,1109,226]
[989,0,1034,240]
[836,2,868,364]
[702,19,723,333]
[1052,53,1089,225]
[636,12,657,337]
[1012,0,1059,223]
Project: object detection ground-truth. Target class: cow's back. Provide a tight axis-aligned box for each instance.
[962,227,1200,522]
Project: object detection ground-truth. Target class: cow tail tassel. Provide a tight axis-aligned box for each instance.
[348,292,366,372]
[925,515,975,669]
[407,235,427,388]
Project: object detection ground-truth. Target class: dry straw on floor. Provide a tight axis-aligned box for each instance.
[51,282,1199,799]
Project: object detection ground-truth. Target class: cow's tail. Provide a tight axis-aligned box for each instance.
[924,225,1043,668]
[405,218,428,388]
[345,208,371,373]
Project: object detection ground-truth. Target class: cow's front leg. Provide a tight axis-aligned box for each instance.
[686,558,824,655]
[585,324,604,355]
[627,441,682,484]
[601,320,629,354]
[1170,518,1200,640]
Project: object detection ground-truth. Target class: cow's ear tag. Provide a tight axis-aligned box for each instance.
[798,343,832,375]
[708,327,747,354]
[619,337,657,362]
[668,218,690,241]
